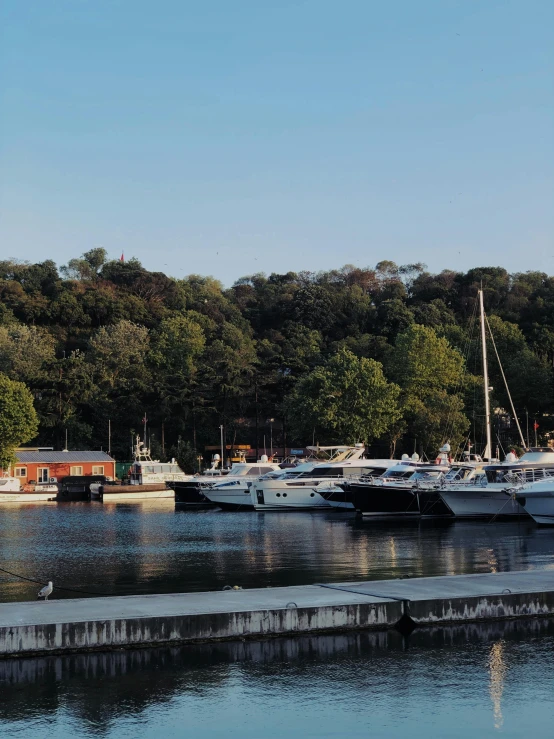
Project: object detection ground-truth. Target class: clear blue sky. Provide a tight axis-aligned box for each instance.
[1,0,552,284]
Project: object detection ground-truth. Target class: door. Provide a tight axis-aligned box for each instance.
[37,468,49,483]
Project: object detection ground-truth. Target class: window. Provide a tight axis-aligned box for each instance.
[92,466,104,475]
[70,466,83,476]
[37,468,49,483]
[14,467,27,477]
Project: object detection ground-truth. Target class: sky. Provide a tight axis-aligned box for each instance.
[0,0,553,285]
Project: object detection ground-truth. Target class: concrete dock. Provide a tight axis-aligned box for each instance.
[2,570,554,657]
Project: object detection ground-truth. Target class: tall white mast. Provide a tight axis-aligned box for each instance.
[479,289,492,460]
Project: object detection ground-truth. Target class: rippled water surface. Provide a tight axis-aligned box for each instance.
[2,504,554,737]
[2,620,554,738]
[1,503,554,601]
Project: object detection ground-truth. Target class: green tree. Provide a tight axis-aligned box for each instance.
[286,348,402,445]
[0,373,39,469]
[387,324,470,455]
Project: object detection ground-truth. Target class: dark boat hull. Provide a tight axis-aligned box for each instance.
[170,481,217,507]
[417,489,453,517]
[351,482,419,518]
[319,484,354,510]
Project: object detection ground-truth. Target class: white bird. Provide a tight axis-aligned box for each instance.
[38,581,53,601]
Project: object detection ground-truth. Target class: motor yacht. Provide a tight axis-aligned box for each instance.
[317,460,399,510]
[249,445,371,511]
[513,471,554,525]
[349,453,451,519]
[439,448,554,520]
[176,455,281,507]
[200,458,284,510]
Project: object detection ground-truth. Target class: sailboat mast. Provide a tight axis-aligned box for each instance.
[479,289,492,460]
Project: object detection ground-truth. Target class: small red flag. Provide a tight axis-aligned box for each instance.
[120,252,125,262]
[534,421,539,430]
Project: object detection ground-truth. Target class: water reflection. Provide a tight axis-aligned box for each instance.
[488,640,507,730]
[0,508,553,602]
[1,619,553,738]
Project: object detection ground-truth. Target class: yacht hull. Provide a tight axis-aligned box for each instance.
[171,481,217,507]
[351,483,420,518]
[203,487,255,510]
[251,482,331,510]
[516,489,554,526]
[439,488,527,519]
[98,485,173,502]
[318,484,354,510]
[0,492,57,503]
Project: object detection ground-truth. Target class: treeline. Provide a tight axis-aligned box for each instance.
[0,250,552,468]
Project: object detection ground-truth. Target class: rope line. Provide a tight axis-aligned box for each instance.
[0,565,115,597]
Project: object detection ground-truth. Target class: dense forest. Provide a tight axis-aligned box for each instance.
[0,250,553,469]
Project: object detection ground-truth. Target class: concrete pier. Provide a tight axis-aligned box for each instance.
[2,570,554,657]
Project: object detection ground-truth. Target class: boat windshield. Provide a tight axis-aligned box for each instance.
[445,467,474,481]
[411,470,442,481]
[230,464,276,477]
[382,470,414,479]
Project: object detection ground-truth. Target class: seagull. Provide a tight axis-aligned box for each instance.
[38,581,53,601]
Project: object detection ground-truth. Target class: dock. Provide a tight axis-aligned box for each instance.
[2,570,554,658]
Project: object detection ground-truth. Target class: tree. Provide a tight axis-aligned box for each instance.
[286,348,402,445]
[387,324,470,455]
[0,373,39,469]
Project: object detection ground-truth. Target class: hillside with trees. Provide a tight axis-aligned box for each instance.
[0,250,552,468]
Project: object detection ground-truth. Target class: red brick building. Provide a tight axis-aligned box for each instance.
[11,451,116,484]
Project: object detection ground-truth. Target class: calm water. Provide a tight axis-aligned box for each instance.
[1,503,554,601]
[2,503,554,737]
[2,619,554,738]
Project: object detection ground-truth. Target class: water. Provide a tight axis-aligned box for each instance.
[1,503,554,601]
[2,620,554,738]
[2,503,554,737]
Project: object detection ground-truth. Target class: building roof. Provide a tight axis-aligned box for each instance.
[16,451,115,463]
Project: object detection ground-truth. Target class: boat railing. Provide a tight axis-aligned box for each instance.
[508,468,554,491]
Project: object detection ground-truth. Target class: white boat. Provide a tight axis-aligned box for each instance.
[250,445,373,511]
[201,457,284,510]
[440,448,554,520]
[0,476,58,503]
[514,472,554,525]
[91,437,190,502]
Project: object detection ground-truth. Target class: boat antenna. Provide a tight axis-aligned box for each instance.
[479,289,493,461]
[484,314,527,449]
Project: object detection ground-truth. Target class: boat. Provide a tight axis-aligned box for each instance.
[0,476,58,503]
[250,445,376,511]
[316,460,399,510]
[349,452,452,519]
[90,437,189,502]
[436,290,554,520]
[186,455,282,509]
[439,448,554,520]
[513,470,554,525]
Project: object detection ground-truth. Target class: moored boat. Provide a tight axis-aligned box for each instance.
[90,437,189,502]
[513,473,554,525]
[0,476,58,503]
[194,456,282,510]
[317,461,399,510]
[350,457,451,519]
[439,449,554,520]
